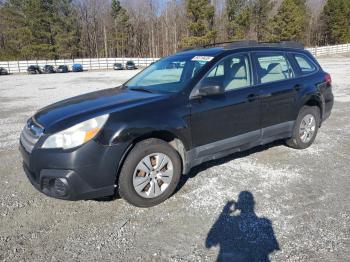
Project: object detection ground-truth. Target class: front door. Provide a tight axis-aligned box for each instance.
[190,53,261,156]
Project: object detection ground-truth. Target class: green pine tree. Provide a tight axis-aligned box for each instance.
[0,0,80,60]
[0,0,28,59]
[226,0,255,41]
[181,0,216,47]
[226,0,245,23]
[253,0,272,41]
[111,0,130,57]
[53,0,81,59]
[322,0,350,44]
[226,0,245,38]
[267,0,309,43]
[21,0,57,59]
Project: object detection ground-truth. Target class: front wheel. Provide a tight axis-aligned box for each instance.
[118,138,181,207]
[286,106,320,149]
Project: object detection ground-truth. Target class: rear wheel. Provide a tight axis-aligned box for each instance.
[118,138,181,207]
[286,106,320,149]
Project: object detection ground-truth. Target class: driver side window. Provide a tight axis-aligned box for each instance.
[199,54,251,92]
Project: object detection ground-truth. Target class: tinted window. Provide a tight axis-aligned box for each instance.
[256,53,293,84]
[199,54,251,91]
[294,54,317,75]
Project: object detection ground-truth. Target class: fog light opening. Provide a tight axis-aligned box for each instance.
[54,178,68,197]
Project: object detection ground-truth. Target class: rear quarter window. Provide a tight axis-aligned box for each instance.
[293,54,317,75]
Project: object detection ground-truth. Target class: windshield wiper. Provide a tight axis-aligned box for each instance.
[129,87,154,93]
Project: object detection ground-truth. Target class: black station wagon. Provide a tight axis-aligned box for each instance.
[19,41,334,207]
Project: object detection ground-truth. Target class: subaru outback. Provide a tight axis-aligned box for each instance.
[19,41,334,207]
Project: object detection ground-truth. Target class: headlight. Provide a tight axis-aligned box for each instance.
[42,114,109,149]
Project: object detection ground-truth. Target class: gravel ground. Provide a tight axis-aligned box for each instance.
[0,58,349,262]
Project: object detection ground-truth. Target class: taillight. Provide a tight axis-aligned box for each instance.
[325,73,332,85]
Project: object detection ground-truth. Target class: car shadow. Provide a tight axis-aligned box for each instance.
[96,140,285,202]
[206,191,280,261]
[175,140,285,194]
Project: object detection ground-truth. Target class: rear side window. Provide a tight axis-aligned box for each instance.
[255,53,293,84]
[293,54,317,75]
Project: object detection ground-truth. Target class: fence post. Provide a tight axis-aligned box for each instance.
[17,60,20,73]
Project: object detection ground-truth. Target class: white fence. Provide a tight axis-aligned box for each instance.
[1,43,350,74]
[0,57,159,74]
[306,43,350,57]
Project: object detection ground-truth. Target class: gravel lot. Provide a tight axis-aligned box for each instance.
[0,58,349,262]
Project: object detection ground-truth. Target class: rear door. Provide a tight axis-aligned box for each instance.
[252,51,298,136]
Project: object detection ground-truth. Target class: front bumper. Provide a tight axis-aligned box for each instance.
[19,139,129,200]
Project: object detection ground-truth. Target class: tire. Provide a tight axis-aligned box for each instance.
[286,106,320,149]
[118,138,182,207]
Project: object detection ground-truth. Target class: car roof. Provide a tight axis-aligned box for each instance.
[175,47,224,57]
[175,40,306,57]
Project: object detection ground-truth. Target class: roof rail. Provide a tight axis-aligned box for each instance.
[257,41,304,49]
[178,41,236,52]
[224,40,258,49]
[178,40,304,53]
[224,40,304,50]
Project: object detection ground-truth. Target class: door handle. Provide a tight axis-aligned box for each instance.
[294,84,301,91]
[247,94,258,102]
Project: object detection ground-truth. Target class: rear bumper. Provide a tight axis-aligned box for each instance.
[19,139,129,200]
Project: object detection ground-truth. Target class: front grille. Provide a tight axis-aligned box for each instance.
[20,118,43,153]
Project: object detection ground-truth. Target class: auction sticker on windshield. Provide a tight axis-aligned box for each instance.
[191,56,214,62]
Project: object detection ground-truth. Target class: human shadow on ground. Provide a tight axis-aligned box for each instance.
[206,191,280,262]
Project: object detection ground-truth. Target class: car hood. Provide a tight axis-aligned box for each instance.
[34,87,166,133]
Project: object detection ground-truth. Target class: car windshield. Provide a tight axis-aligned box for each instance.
[124,54,213,93]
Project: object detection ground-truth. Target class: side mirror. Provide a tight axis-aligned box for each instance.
[191,84,224,99]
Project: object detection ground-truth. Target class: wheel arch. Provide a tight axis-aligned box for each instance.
[300,95,324,126]
[115,130,188,184]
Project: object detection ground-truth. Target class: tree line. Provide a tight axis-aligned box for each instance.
[0,0,349,60]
